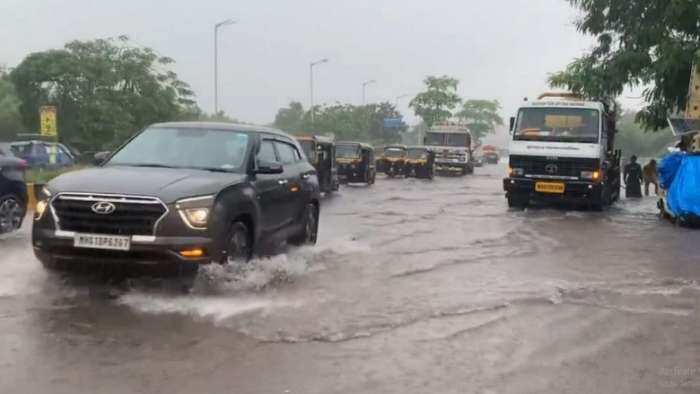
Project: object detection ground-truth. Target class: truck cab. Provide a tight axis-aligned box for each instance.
[503,93,621,209]
[424,123,474,176]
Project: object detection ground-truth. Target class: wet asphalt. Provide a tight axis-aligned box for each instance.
[1,164,700,394]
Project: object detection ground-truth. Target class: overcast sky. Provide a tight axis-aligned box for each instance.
[3,0,612,128]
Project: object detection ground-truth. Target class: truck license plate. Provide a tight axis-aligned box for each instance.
[74,234,131,251]
[535,182,565,194]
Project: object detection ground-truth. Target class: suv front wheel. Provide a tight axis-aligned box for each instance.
[223,221,253,264]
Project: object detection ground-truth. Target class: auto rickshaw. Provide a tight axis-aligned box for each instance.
[405,146,435,179]
[296,135,340,193]
[336,142,376,185]
[378,145,408,177]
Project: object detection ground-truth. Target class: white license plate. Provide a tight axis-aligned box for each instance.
[74,234,131,251]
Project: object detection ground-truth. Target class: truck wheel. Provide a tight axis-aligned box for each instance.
[507,196,526,209]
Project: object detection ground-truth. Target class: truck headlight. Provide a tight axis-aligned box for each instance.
[581,171,600,181]
[176,195,215,230]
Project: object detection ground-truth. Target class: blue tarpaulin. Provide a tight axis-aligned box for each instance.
[660,153,700,219]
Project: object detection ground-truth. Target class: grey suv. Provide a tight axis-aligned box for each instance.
[32,122,321,270]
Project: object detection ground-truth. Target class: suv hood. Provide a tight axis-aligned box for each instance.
[48,166,246,203]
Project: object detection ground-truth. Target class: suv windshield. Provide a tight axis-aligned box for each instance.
[107,127,250,172]
[515,107,600,143]
[336,144,360,159]
[298,140,315,161]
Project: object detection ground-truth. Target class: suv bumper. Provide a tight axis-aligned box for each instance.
[503,177,603,204]
[32,227,213,265]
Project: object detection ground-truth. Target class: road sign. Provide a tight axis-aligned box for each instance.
[383,117,404,128]
[40,106,58,137]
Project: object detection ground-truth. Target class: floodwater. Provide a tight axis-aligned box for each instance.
[1,164,700,394]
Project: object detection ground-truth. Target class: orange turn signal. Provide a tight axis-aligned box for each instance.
[180,248,205,258]
[592,171,600,181]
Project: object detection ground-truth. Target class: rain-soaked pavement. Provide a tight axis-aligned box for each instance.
[2,164,700,394]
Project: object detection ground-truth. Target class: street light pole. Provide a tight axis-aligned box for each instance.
[362,79,376,106]
[309,58,328,126]
[214,19,236,115]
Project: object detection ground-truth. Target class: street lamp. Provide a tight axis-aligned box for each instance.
[362,79,376,105]
[214,18,236,114]
[309,58,329,125]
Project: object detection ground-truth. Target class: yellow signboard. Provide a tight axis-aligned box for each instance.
[40,106,58,137]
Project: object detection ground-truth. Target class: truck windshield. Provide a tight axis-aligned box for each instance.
[336,144,361,158]
[107,127,250,172]
[515,108,600,143]
[425,133,469,147]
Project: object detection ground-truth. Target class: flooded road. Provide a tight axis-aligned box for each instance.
[2,164,700,393]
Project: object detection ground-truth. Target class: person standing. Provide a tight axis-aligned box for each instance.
[643,159,659,196]
[624,155,643,198]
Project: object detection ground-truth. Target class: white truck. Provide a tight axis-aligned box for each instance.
[424,123,474,176]
[503,93,621,209]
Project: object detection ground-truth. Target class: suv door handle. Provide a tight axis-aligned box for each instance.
[277,179,289,185]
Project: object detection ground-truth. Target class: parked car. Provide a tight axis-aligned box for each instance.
[10,140,76,168]
[32,122,321,270]
[0,143,28,233]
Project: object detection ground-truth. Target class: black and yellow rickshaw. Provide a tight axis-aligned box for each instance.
[336,142,376,185]
[296,135,340,193]
[405,146,435,179]
[378,145,408,177]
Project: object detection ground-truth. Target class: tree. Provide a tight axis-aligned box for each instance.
[0,76,24,141]
[10,36,196,151]
[616,112,674,158]
[410,76,462,128]
[456,99,503,141]
[274,101,306,133]
[549,0,700,130]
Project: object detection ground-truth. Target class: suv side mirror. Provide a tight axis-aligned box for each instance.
[256,161,284,174]
[93,151,111,166]
[509,117,515,133]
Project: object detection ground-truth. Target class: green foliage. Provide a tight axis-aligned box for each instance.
[550,0,700,130]
[10,36,197,151]
[410,76,462,127]
[456,99,503,141]
[616,112,674,158]
[274,101,305,133]
[0,76,24,141]
[308,102,407,144]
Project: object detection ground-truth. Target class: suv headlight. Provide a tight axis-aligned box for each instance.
[176,195,215,230]
[34,186,52,221]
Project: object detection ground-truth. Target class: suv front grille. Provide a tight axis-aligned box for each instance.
[52,193,167,236]
[509,155,598,178]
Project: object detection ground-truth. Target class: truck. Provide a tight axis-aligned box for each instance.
[424,122,474,176]
[503,93,621,209]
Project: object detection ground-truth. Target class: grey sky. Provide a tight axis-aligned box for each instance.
[3,0,600,126]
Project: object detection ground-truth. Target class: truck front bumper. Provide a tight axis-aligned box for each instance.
[503,177,603,204]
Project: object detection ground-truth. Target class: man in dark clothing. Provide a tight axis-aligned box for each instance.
[624,155,643,198]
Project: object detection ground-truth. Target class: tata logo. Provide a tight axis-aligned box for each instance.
[545,164,558,175]
[91,201,116,215]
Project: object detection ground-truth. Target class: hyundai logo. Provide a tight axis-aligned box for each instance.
[91,201,116,215]
[545,164,558,175]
